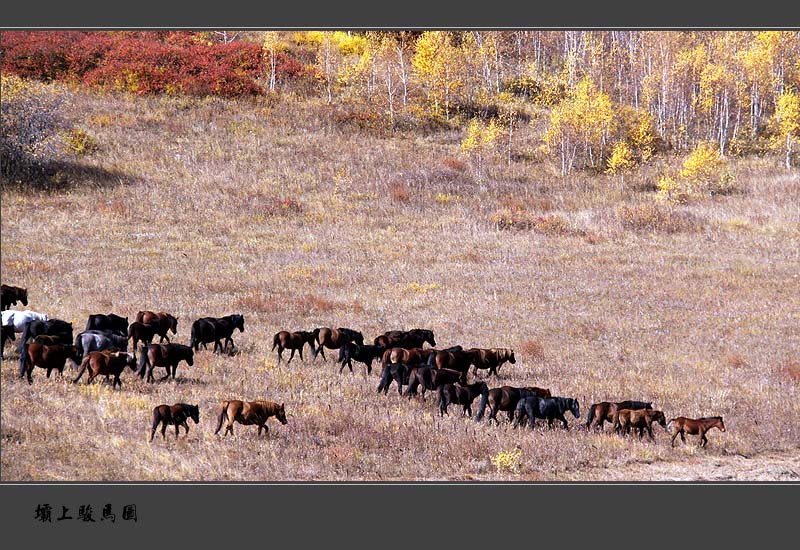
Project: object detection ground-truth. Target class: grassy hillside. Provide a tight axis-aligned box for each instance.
[1,82,799,480]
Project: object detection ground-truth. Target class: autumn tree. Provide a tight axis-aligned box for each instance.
[773,89,800,168]
[412,31,463,120]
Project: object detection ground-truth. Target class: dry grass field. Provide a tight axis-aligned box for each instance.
[2,82,799,481]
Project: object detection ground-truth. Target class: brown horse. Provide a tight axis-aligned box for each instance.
[668,416,726,447]
[427,349,477,375]
[469,348,516,376]
[73,350,136,389]
[438,382,490,416]
[20,342,81,383]
[474,385,552,423]
[127,321,159,351]
[137,343,194,383]
[585,400,653,431]
[272,330,317,364]
[135,311,178,343]
[1,284,28,311]
[150,403,200,442]
[374,329,436,350]
[614,409,668,440]
[381,347,436,371]
[312,327,364,361]
[404,366,466,400]
[214,400,288,436]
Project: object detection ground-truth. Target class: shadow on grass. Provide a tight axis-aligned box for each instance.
[1,157,137,193]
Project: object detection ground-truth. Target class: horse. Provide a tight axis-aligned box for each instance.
[404,366,466,400]
[17,319,73,375]
[377,363,411,395]
[311,327,364,361]
[513,396,581,430]
[134,311,178,343]
[668,416,726,448]
[337,342,385,375]
[374,329,436,350]
[614,409,668,440]
[19,342,81,384]
[1,285,28,310]
[150,403,200,442]
[474,385,552,423]
[427,349,477,375]
[1,325,15,359]
[73,350,137,389]
[272,330,317,364]
[381,346,437,372]
[2,309,49,334]
[585,400,653,431]
[438,382,490,417]
[469,348,516,376]
[85,313,128,334]
[137,343,194,383]
[127,321,159,351]
[75,329,128,359]
[214,400,287,436]
[190,314,244,353]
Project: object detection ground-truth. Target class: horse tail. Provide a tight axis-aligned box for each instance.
[585,403,597,428]
[17,342,30,378]
[427,351,437,368]
[73,354,90,383]
[214,402,229,435]
[16,320,32,355]
[137,345,150,378]
[272,332,280,352]
[474,391,489,422]
[190,322,199,350]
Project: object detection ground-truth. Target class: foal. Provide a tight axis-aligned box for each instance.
[668,416,726,448]
[150,403,200,442]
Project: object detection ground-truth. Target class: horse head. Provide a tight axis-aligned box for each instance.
[570,398,580,419]
[423,330,436,347]
[716,416,726,432]
[507,349,516,364]
[169,315,178,334]
[188,405,200,424]
[184,346,195,366]
[233,314,245,332]
[277,403,288,425]
[654,411,668,430]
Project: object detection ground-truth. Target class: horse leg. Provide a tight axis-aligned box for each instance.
[175,423,180,439]
[162,423,168,440]
[287,348,296,364]
[671,432,679,447]
[277,347,284,364]
[561,415,569,430]
[700,430,708,448]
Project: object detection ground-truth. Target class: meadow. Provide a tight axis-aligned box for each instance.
[1,82,799,481]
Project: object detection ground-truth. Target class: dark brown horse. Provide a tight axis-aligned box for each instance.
[135,311,178,343]
[474,385,552,423]
[20,342,81,384]
[381,346,436,371]
[1,325,15,359]
[438,382,490,416]
[150,403,200,442]
[585,400,653,431]
[73,350,136,389]
[615,409,668,440]
[427,349,477,375]
[127,321,159,351]
[137,343,194,383]
[337,342,385,375]
[85,313,128,334]
[272,330,317,364]
[668,416,726,447]
[214,400,287,436]
[469,348,516,376]
[404,366,466,400]
[1,285,28,311]
[377,363,412,395]
[312,327,363,361]
[190,314,244,353]
[374,329,436,350]
[513,396,581,430]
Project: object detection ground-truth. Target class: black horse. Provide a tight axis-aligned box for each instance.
[1,285,28,310]
[75,329,128,359]
[137,343,195,383]
[373,329,436,350]
[377,362,411,395]
[438,382,490,416]
[190,314,245,353]
[404,365,466,400]
[85,313,128,334]
[513,396,581,430]
[337,342,385,374]
[17,319,73,376]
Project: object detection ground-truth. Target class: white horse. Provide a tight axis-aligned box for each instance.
[1,310,49,332]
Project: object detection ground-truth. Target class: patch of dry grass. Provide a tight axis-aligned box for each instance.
[2,83,799,481]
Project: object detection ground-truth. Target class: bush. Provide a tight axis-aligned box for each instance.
[63,128,99,155]
[617,202,704,233]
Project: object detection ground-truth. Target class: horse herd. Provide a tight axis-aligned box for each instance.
[1,283,727,449]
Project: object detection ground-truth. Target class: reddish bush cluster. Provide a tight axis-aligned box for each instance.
[1,31,308,98]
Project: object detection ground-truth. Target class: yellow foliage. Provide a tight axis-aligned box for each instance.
[406,282,439,294]
[679,141,725,184]
[491,448,522,473]
[606,141,636,176]
[461,118,501,153]
[63,128,99,155]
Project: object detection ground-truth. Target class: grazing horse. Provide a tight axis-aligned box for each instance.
[337,342,385,375]
[137,343,194,383]
[127,321,159,351]
[668,416,726,448]
[20,342,81,384]
[381,346,436,372]
[190,314,244,353]
[272,330,317,364]
[438,382,490,417]
[312,327,364,361]
[135,311,178,343]
[85,313,128,334]
[469,348,516,376]
[615,409,668,440]
[75,329,128,359]
[374,329,436,350]
[585,400,653,431]
[150,403,200,442]
[474,385,552,423]
[513,396,581,430]
[73,350,136,389]
[1,285,28,310]
[404,366,466,400]
[214,400,287,436]
[427,349,477,375]
[377,363,411,395]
